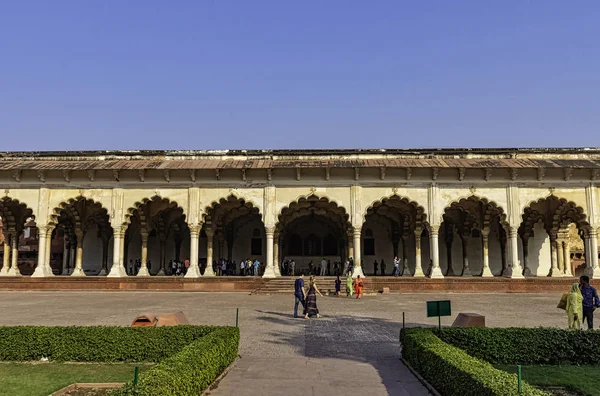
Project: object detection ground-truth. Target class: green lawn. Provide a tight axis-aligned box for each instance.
[0,362,151,396]
[497,365,600,396]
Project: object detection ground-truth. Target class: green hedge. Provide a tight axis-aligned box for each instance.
[112,327,240,396]
[401,328,548,396]
[0,326,216,362]
[436,327,600,365]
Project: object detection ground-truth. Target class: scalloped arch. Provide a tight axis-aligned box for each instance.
[0,196,35,230]
[124,195,187,227]
[201,194,262,225]
[276,194,350,231]
[363,193,428,224]
[48,196,111,227]
[443,195,508,227]
[521,195,589,233]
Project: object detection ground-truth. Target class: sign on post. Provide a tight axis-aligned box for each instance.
[426,300,452,331]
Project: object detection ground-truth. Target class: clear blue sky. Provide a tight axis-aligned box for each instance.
[1,1,599,151]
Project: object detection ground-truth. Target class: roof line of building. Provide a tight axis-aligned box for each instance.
[1,147,600,158]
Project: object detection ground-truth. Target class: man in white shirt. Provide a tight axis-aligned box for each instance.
[320,258,327,276]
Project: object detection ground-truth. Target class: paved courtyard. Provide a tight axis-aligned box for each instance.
[0,291,567,395]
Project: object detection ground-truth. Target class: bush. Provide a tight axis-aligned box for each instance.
[112,327,240,396]
[436,327,600,365]
[401,328,548,396]
[0,326,216,362]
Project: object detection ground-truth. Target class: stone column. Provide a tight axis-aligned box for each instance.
[585,229,600,278]
[137,231,150,276]
[429,226,443,278]
[99,237,109,276]
[347,230,354,261]
[273,232,281,276]
[506,227,524,278]
[185,225,201,278]
[108,227,127,277]
[481,230,493,277]
[32,226,53,277]
[352,227,365,277]
[62,237,69,275]
[157,237,166,276]
[44,228,52,270]
[71,229,85,276]
[461,234,471,276]
[69,244,76,275]
[556,238,565,275]
[263,227,276,278]
[549,233,560,277]
[563,240,573,277]
[413,230,424,277]
[522,235,532,277]
[204,228,215,276]
[0,234,10,276]
[445,230,455,276]
[7,231,21,276]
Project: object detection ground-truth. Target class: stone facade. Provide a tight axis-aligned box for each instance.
[0,148,599,279]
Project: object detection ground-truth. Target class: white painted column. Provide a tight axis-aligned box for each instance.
[461,235,471,276]
[507,227,524,278]
[429,226,443,278]
[204,228,215,276]
[522,236,532,277]
[32,226,53,277]
[138,231,151,276]
[62,237,69,275]
[69,245,76,275]
[587,229,600,278]
[273,233,281,276]
[550,234,560,277]
[556,239,565,275]
[0,236,10,275]
[563,240,573,277]
[263,227,276,278]
[7,232,21,276]
[481,230,493,277]
[71,229,85,276]
[413,230,424,277]
[352,227,365,277]
[108,227,127,277]
[347,230,354,262]
[185,225,201,278]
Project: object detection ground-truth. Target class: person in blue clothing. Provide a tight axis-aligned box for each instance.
[253,259,260,276]
[293,273,306,318]
[579,275,600,329]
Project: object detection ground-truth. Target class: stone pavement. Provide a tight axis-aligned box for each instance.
[0,291,568,395]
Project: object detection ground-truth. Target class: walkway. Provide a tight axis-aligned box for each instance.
[0,292,566,396]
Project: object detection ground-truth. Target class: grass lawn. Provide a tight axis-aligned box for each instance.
[0,362,151,396]
[497,365,600,396]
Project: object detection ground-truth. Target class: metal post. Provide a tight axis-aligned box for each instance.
[517,365,522,393]
[236,308,239,327]
[438,316,441,332]
[402,312,405,329]
[133,366,139,386]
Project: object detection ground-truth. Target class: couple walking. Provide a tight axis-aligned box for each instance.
[294,273,323,319]
[564,275,600,329]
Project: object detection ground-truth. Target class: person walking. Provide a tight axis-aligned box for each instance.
[253,259,260,276]
[294,273,306,318]
[354,275,364,299]
[304,276,323,319]
[335,275,341,296]
[346,273,353,297]
[580,275,600,329]
[291,259,296,276]
[380,259,386,276]
[566,282,583,329]
[240,260,245,276]
[393,256,400,277]
[373,260,379,276]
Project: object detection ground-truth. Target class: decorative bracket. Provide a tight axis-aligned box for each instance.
[215,169,221,180]
[380,167,386,180]
[87,170,95,182]
[563,168,573,181]
[138,169,145,182]
[510,168,518,181]
[484,168,492,181]
[266,168,272,182]
[163,170,170,183]
[537,167,545,181]
[189,169,196,182]
[354,167,360,181]
[37,170,45,183]
[113,170,120,182]
[62,170,71,183]
[432,167,439,181]
[325,168,330,181]
[405,167,412,180]
[458,168,466,181]
[241,168,247,182]
[11,170,21,182]
[296,168,301,181]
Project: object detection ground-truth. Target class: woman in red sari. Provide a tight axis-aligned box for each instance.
[354,275,364,299]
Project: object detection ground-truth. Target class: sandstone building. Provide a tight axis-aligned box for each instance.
[0,148,599,279]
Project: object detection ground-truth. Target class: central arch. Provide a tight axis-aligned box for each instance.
[276,195,350,276]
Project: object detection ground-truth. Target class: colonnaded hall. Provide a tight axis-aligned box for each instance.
[0,148,599,281]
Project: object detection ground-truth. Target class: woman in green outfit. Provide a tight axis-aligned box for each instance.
[346,273,353,297]
[566,282,583,329]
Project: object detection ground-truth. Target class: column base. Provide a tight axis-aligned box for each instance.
[352,266,365,278]
[461,269,472,277]
[524,267,533,277]
[584,266,600,279]
[429,266,444,278]
[156,269,166,276]
[0,268,9,276]
[184,265,200,278]
[71,268,86,277]
[98,268,108,276]
[401,268,412,277]
[549,267,562,277]
[107,264,128,277]
[137,266,151,277]
[505,265,525,279]
[262,266,277,278]
[203,268,215,277]
[7,266,22,276]
[31,265,53,277]
[481,267,493,277]
[273,264,281,277]
[413,265,425,277]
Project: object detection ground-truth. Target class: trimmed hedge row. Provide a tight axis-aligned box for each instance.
[401,328,547,396]
[112,327,240,396]
[0,326,216,362]
[436,327,600,365]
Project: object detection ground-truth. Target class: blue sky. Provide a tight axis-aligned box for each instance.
[1,1,599,151]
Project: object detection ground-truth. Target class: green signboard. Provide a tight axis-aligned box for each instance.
[427,300,451,317]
